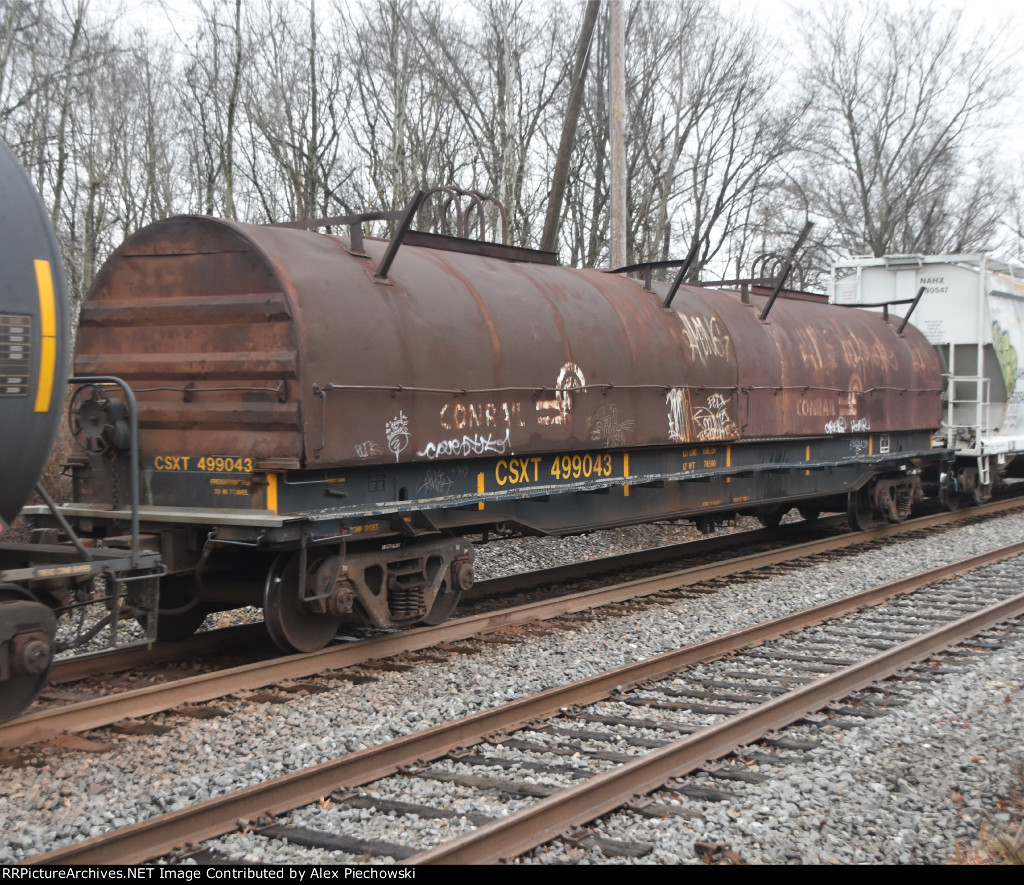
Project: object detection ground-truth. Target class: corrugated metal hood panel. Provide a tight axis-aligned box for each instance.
[76,217,302,461]
[662,282,944,439]
[241,227,725,465]
[77,216,942,472]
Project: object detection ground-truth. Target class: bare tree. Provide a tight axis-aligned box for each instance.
[336,0,423,214]
[0,0,46,134]
[410,0,574,245]
[106,37,179,238]
[243,0,352,222]
[171,0,248,218]
[797,1,1011,257]
[558,1,794,275]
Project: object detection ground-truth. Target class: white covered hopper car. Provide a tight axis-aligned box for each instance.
[832,254,1024,507]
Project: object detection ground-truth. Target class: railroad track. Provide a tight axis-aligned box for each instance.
[24,537,1024,864]
[4,498,1022,752]
[43,516,841,689]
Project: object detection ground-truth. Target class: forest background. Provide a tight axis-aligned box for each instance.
[2,0,1022,308]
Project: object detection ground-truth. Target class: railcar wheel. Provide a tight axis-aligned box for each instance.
[0,585,56,723]
[847,486,878,531]
[756,506,786,528]
[939,472,963,511]
[963,467,983,506]
[420,578,460,626]
[263,552,342,654]
[797,505,820,522]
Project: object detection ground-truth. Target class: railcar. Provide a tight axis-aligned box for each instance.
[39,192,949,658]
[0,140,162,721]
[833,254,1024,506]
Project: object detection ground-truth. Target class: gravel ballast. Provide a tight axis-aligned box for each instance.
[1,513,1022,864]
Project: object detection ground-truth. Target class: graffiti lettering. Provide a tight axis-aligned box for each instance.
[794,327,840,373]
[537,362,586,425]
[417,428,512,460]
[692,392,739,442]
[824,417,847,434]
[417,467,468,497]
[667,388,689,442]
[439,400,525,431]
[677,314,731,363]
[587,404,634,447]
[355,441,382,460]
[385,411,410,462]
[851,417,870,432]
[840,337,898,373]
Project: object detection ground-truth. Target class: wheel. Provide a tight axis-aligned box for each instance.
[421,557,472,626]
[420,578,461,626]
[263,552,342,654]
[961,467,984,506]
[847,485,878,531]
[939,472,963,511]
[756,506,786,528]
[797,505,821,522]
[0,586,56,723]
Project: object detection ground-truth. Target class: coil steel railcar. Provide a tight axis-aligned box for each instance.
[51,198,948,655]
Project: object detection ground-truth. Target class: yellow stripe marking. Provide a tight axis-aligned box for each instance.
[869,435,874,456]
[806,445,810,461]
[267,473,279,513]
[33,259,57,413]
[477,472,485,509]
[726,446,731,468]
[623,452,630,496]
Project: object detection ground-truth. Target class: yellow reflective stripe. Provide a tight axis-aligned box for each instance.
[477,472,485,510]
[267,473,279,513]
[34,259,57,413]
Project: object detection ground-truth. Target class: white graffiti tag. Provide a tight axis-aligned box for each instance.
[666,388,688,442]
[824,416,847,434]
[355,441,382,460]
[417,467,468,496]
[692,392,739,442]
[385,411,410,462]
[417,428,512,460]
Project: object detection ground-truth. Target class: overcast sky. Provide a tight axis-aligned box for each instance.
[102,0,1021,176]
[109,0,1022,42]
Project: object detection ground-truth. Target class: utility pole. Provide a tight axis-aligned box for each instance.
[609,0,626,268]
